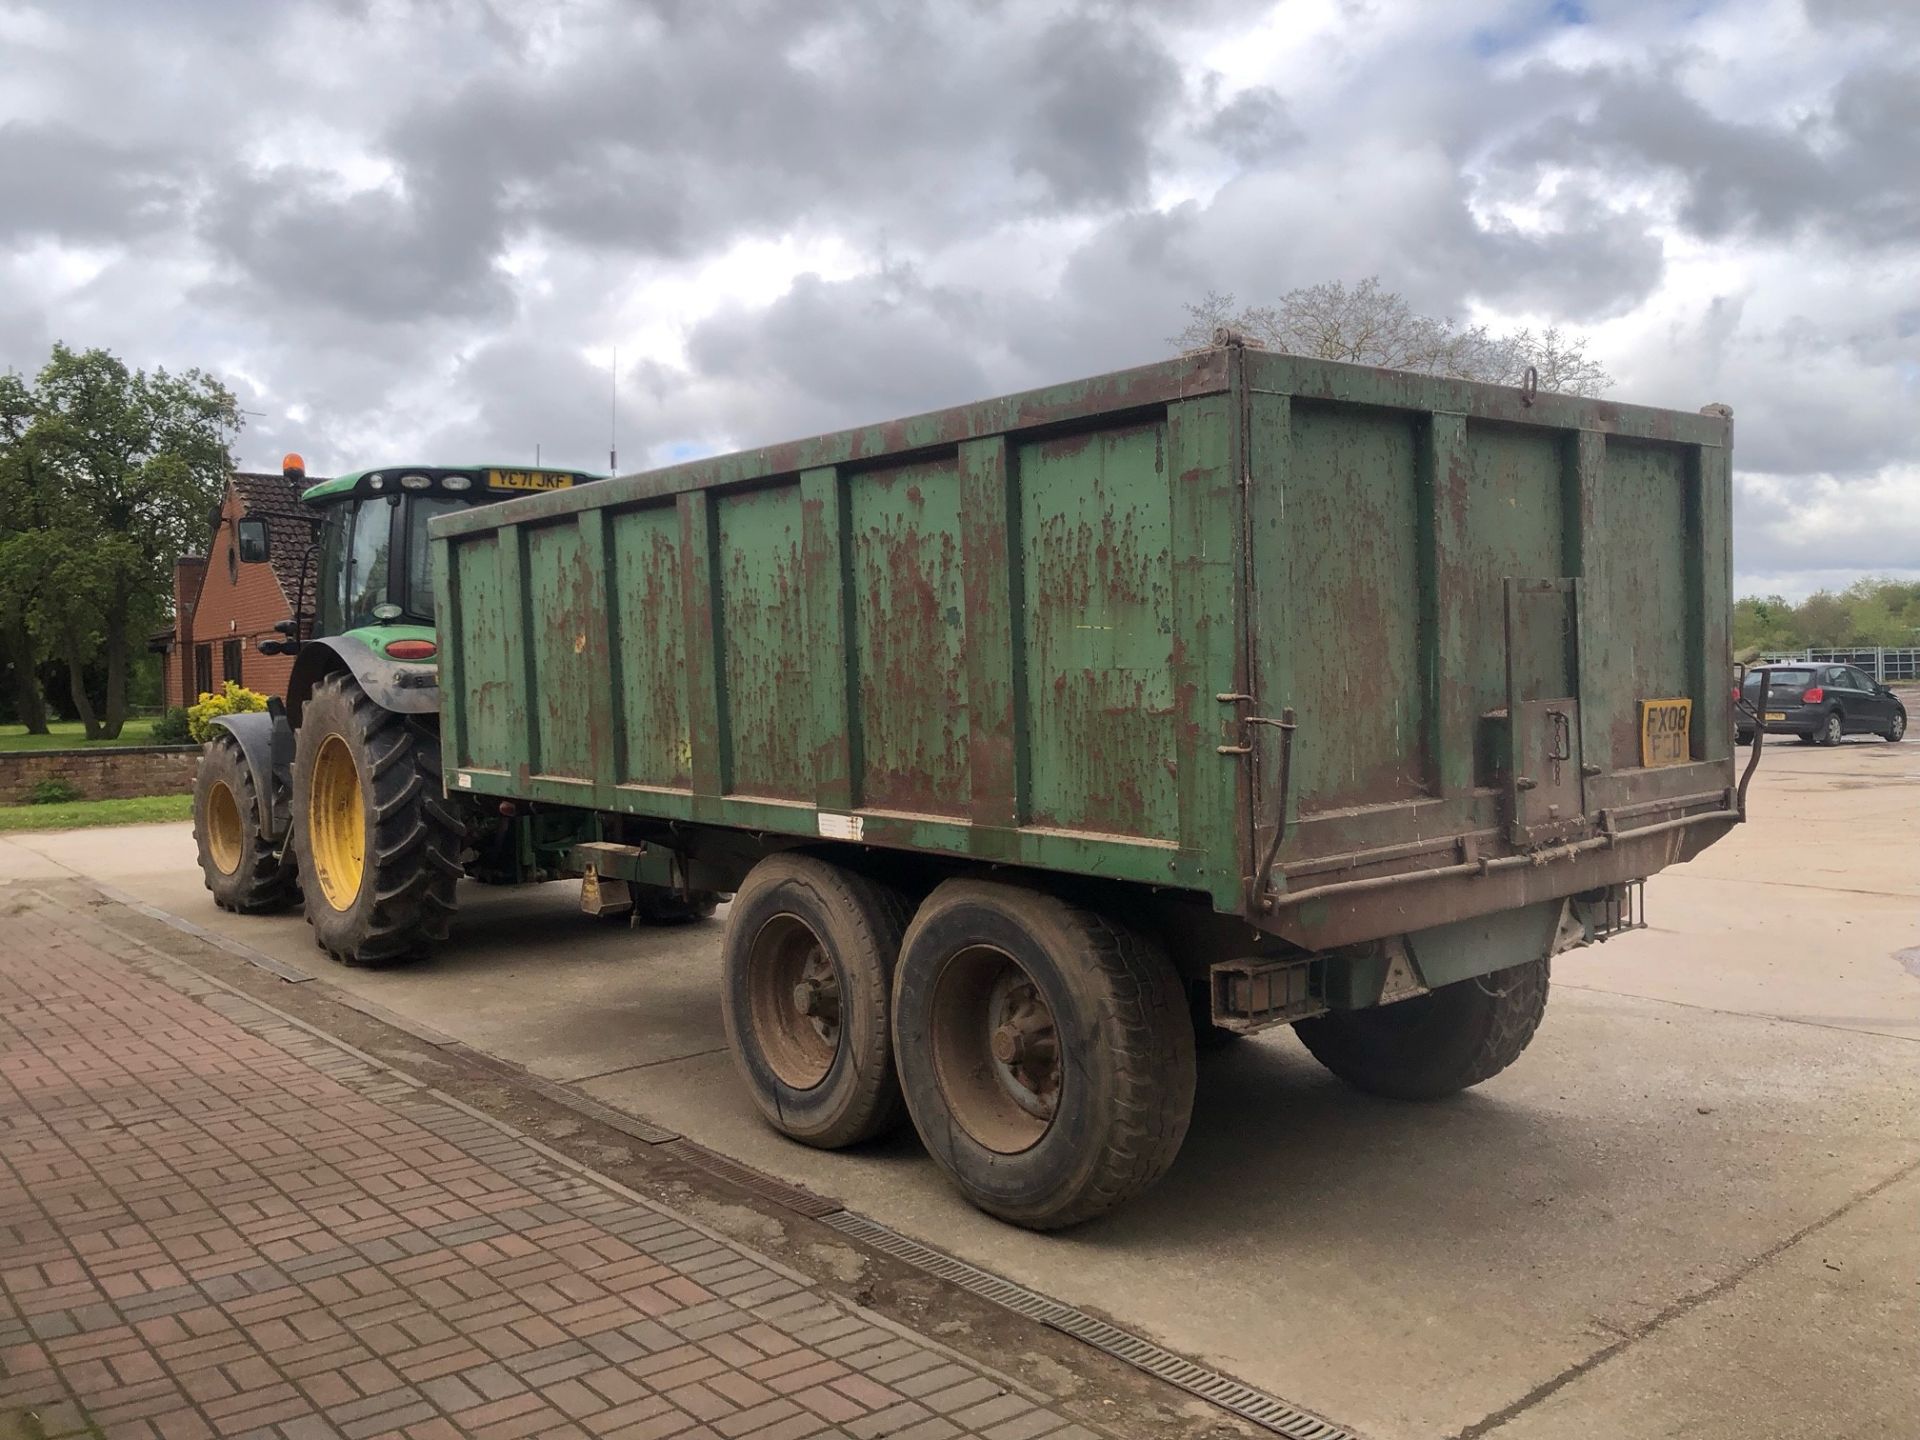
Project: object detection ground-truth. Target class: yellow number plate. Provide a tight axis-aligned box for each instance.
[1639,698,1693,767]
[487,469,575,492]
[1764,711,1787,721]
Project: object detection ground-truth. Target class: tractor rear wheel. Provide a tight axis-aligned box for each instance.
[193,732,298,913]
[291,670,462,965]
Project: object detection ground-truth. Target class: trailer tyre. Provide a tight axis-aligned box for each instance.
[193,732,298,913]
[720,855,910,1149]
[1294,958,1550,1101]
[892,881,1195,1230]
[291,669,462,966]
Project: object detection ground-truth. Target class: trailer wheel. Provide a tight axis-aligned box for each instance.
[193,732,297,913]
[892,880,1195,1230]
[291,670,463,966]
[1293,958,1550,1101]
[720,855,910,1149]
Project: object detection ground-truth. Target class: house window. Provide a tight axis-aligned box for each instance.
[222,638,243,688]
[194,644,213,699]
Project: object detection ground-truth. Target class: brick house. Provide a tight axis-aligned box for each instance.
[152,470,320,709]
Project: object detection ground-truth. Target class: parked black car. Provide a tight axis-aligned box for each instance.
[1736,663,1908,745]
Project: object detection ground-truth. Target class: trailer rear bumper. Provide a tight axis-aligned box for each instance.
[1255,798,1734,952]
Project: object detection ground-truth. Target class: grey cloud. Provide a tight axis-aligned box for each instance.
[1493,60,1920,249]
[1012,16,1182,208]
[383,3,1188,256]
[0,122,181,242]
[1198,86,1299,166]
[199,165,510,324]
[1799,0,1920,35]
[168,1,1194,327]
[679,267,999,444]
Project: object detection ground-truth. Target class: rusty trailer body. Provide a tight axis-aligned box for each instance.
[431,343,1737,1226]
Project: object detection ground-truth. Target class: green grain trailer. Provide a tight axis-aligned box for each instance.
[432,339,1741,1229]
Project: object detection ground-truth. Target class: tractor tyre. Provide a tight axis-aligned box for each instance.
[193,731,298,914]
[291,670,462,966]
[1293,958,1551,1101]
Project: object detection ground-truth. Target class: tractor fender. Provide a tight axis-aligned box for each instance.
[207,709,296,843]
[286,636,440,727]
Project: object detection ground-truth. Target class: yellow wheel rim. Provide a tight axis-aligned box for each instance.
[308,734,365,911]
[206,780,244,876]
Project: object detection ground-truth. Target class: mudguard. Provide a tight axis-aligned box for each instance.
[286,635,441,726]
[207,708,296,843]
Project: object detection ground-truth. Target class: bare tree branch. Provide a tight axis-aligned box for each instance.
[1171,278,1613,396]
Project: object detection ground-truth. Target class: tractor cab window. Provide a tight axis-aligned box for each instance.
[316,494,469,636]
[316,505,350,637]
[347,499,393,625]
[316,498,398,635]
[402,497,464,624]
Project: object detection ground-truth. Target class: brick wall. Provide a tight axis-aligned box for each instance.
[0,746,200,805]
[185,484,296,705]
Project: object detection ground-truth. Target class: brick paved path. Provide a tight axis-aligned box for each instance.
[0,889,1095,1440]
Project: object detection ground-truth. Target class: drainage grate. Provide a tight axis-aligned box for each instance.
[656,1139,844,1219]
[821,1212,1357,1440]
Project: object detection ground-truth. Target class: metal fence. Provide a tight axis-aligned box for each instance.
[1758,647,1920,683]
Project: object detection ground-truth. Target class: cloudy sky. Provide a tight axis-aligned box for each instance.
[2,0,1915,599]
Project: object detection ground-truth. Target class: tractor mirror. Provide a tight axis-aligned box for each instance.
[237,518,270,563]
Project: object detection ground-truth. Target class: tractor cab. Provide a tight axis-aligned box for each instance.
[266,457,600,661]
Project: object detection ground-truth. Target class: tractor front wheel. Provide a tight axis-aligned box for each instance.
[291,670,462,965]
[193,732,298,913]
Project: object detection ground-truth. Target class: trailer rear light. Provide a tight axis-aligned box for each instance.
[1801,687,1823,704]
[384,638,438,661]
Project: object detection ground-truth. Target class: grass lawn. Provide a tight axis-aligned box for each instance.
[0,718,166,752]
[0,793,194,832]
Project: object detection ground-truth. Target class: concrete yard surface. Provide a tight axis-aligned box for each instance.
[3,734,1916,1439]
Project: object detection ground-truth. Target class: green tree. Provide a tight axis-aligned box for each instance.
[1730,577,1920,656]
[0,345,240,738]
[0,370,52,733]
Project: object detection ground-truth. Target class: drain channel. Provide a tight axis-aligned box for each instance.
[657,1138,845,1219]
[820,1211,1358,1440]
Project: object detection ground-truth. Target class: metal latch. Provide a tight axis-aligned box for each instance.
[1218,695,1299,908]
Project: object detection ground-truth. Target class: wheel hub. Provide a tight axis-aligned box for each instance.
[986,972,1060,1123]
[746,915,842,1091]
[791,954,842,1029]
[205,779,244,876]
[308,733,365,912]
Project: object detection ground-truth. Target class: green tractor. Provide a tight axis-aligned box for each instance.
[191,456,717,964]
